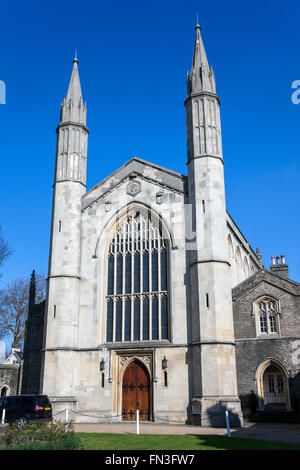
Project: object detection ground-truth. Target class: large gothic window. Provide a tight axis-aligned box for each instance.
[106,210,169,343]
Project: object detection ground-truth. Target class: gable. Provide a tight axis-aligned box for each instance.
[232,268,300,301]
[82,157,187,211]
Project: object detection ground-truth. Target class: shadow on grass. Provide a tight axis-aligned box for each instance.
[77,433,300,451]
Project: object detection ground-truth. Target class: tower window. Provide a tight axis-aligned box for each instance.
[106,211,169,343]
[164,371,168,387]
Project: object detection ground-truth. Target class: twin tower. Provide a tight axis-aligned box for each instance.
[41,25,242,426]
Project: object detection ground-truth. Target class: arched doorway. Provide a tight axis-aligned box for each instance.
[256,360,290,410]
[1,386,9,397]
[122,360,150,421]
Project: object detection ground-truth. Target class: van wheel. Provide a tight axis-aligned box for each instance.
[16,417,28,429]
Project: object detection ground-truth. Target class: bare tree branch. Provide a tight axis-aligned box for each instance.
[0,226,12,279]
[0,273,46,349]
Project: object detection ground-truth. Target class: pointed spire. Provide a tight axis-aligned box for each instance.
[60,55,87,125]
[192,25,209,73]
[74,47,78,63]
[187,24,216,96]
[29,270,36,308]
[66,58,82,105]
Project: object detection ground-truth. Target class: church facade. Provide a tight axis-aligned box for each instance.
[33,25,300,426]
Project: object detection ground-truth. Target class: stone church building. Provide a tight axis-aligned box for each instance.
[22,25,300,426]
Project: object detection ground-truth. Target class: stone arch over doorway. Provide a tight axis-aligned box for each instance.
[256,359,290,411]
[0,385,9,397]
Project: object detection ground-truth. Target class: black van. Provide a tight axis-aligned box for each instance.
[0,395,52,428]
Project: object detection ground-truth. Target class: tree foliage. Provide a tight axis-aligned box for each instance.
[0,273,46,349]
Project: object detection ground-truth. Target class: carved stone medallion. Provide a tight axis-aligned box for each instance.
[126,180,141,197]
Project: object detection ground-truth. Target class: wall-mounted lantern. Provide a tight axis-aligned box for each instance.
[100,359,105,371]
[162,356,168,370]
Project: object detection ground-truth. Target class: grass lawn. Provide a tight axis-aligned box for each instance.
[77,433,300,450]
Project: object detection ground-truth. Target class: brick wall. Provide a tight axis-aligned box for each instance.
[0,365,20,396]
[232,269,300,415]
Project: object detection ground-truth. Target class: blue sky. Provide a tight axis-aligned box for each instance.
[0,0,300,289]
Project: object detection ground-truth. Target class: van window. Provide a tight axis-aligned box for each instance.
[5,398,19,408]
[20,397,35,407]
[37,396,51,407]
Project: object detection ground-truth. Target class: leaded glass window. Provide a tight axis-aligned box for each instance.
[277,375,284,393]
[106,211,169,343]
[256,298,279,335]
[267,301,276,333]
[268,374,275,393]
[258,302,267,333]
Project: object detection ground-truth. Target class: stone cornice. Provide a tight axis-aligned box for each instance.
[43,340,237,352]
[47,275,81,281]
[49,396,77,402]
[190,259,231,268]
[43,343,187,352]
[235,336,300,342]
[53,179,87,188]
[191,340,236,346]
[56,121,89,134]
[184,91,220,106]
[187,155,224,165]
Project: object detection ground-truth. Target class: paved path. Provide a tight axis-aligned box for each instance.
[231,423,300,444]
[74,422,300,445]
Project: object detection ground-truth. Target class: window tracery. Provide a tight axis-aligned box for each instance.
[106,211,169,343]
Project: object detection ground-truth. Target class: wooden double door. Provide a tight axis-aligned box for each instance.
[122,360,150,421]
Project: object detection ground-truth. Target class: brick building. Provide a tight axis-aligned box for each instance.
[233,258,300,417]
